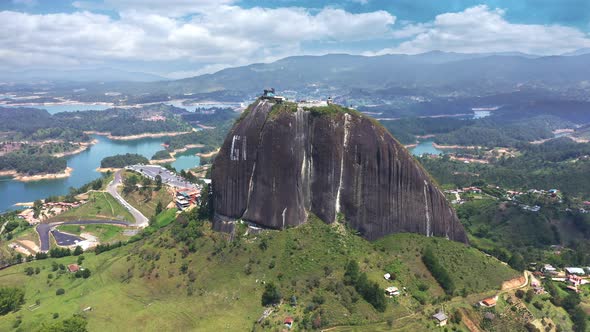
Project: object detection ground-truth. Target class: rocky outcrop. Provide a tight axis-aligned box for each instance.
[212,99,468,242]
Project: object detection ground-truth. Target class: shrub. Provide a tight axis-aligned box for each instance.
[261,282,281,306]
[56,288,65,296]
[0,287,25,315]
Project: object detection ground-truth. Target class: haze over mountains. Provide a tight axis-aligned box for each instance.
[3,50,590,91]
[0,68,166,83]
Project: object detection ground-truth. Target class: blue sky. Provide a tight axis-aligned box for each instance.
[1,0,590,78]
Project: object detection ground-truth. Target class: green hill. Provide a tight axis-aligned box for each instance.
[0,215,518,331]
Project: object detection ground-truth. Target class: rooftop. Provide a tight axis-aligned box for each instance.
[432,312,448,322]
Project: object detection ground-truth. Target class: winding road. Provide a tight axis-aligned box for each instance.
[36,220,130,252]
[107,170,149,227]
[35,170,150,252]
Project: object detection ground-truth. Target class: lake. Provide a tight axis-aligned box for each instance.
[411,140,444,156]
[0,135,200,212]
[1,103,112,114]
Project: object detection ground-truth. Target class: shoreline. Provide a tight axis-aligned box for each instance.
[5,167,74,182]
[150,158,176,164]
[169,144,205,155]
[85,130,192,141]
[432,143,481,149]
[51,139,99,158]
[96,167,121,173]
[196,148,220,158]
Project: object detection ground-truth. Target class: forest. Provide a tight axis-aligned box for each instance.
[0,105,192,141]
[420,138,590,196]
[0,153,66,175]
[100,154,149,168]
[164,119,234,153]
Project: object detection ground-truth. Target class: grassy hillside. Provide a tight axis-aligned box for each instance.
[55,192,133,222]
[0,216,519,331]
[56,224,128,244]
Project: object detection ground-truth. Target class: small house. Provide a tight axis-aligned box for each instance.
[432,312,448,327]
[567,275,583,286]
[479,296,497,307]
[385,286,400,297]
[565,267,585,276]
[542,264,557,275]
[68,264,80,273]
[284,317,294,329]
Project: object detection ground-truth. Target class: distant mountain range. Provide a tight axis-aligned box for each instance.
[5,50,590,101]
[0,68,166,83]
[134,51,590,98]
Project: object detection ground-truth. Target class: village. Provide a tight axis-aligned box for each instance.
[5,164,208,257]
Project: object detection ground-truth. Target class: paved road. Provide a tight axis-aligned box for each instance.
[107,170,149,228]
[34,170,151,252]
[36,220,130,252]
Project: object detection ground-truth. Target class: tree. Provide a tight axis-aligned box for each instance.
[75,269,91,279]
[91,178,103,190]
[56,288,65,296]
[508,253,525,272]
[155,201,163,215]
[123,174,138,193]
[343,260,360,285]
[261,282,281,306]
[155,175,162,191]
[0,287,25,315]
[72,246,83,256]
[524,289,534,303]
[142,177,152,187]
[33,199,43,218]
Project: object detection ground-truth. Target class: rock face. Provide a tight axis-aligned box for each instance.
[212,99,468,242]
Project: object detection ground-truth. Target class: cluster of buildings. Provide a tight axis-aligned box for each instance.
[444,186,483,205]
[18,200,85,224]
[540,264,590,293]
[175,189,201,210]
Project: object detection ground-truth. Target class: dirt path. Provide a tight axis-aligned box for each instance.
[459,308,483,332]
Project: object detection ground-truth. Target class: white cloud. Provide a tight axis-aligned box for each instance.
[73,0,232,17]
[0,6,395,73]
[378,5,590,55]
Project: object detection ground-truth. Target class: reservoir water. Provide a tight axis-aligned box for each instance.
[0,135,200,212]
[1,103,112,114]
[410,140,443,156]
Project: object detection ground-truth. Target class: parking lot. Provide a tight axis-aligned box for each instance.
[126,164,197,190]
[51,230,82,246]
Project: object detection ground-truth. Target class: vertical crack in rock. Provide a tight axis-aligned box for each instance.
[423,180,431,237]
[335,113,351,217]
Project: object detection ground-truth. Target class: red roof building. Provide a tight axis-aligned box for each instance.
[68,264,80,273]
[284,317,294,328]
[480,296,497,307]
